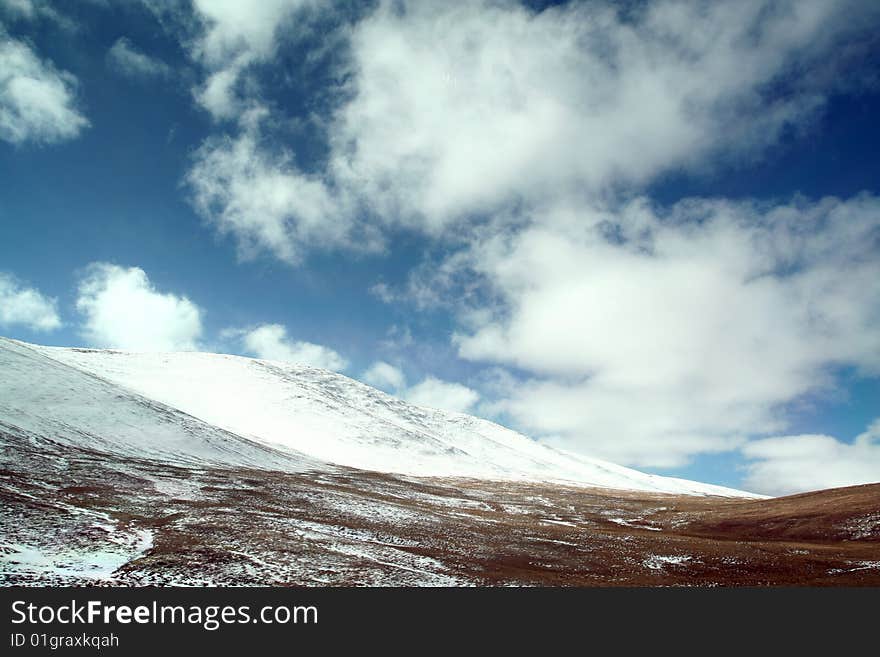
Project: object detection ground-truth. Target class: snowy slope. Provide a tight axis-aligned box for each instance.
[0,338,317,472]
[3,337,756,497]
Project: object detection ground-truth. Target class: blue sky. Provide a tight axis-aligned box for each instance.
[1,0,879,494]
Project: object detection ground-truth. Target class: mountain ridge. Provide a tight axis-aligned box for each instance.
[3,337,756,497]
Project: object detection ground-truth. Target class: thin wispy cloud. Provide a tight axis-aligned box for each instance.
[106,37,170,79]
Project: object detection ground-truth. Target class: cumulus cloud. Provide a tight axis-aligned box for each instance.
[0,28,88,144]
[178,0,880,262]
[402,376,480,414]
[360,360,478,414]
[236,323,348,371]
[741,419,880,495]
[172,0,880,474]
[347,0,876,224]
[425,194,880,467]
[186,126,378,263]
[106,37,169,79]
[76,263,203,351]
[188,0,314,119]
[0,272,61,331]
[362,360,405,392]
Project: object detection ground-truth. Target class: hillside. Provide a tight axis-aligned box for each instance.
[3,337,878,586]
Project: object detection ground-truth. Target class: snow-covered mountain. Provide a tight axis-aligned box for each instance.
[2,337,752,496]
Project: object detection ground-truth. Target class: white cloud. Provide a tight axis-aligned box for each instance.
[76,263,203,351]
[0,272,61,331]
[181,0,880,262]
[328,0,867,230]
[188,0,314,120]
[742,419,880,495]
[0,0,35,19]
[0,0,70,25]
[360,360,480,415]
[0,0,79,33]
[192,0,304,65]
[171,0,880,477]
[106,37,169,79]
[237,323,348,371]
[0,29,88,144]
[433,194,880,467]
[362,360,405,392]
[186,125,380,263]
[402,376,480,414]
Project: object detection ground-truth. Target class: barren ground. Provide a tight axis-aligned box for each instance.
[2,430,878,586]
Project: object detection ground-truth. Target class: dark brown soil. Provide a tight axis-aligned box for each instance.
[1,430,878,586]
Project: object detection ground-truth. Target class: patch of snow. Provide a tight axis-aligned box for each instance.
[150,477,204,500]
[828,561,880,575]
[842,513,880,540]
[644,555,692,571]
[606,517,662,531]
[541,518,577,527]
[0,529,152,582]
